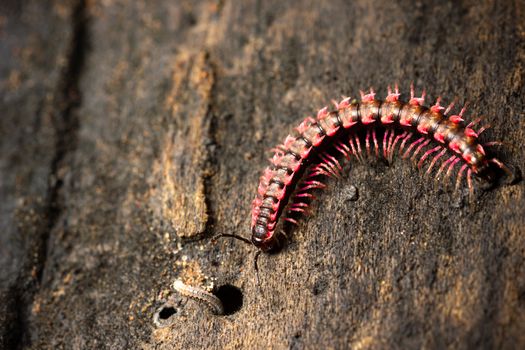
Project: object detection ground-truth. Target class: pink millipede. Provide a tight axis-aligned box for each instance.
[172,280,224,315]
[242,84,513,253]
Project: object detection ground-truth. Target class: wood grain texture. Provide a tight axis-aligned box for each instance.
[1,0,524,349]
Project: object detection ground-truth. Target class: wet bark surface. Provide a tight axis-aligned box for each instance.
[1,0,524,349]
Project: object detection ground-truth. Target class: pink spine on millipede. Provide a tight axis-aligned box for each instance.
[250,84,511,253]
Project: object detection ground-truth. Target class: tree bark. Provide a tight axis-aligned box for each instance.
[1,0,524,349]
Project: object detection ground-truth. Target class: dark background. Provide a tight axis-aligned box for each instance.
[1,0,524,349]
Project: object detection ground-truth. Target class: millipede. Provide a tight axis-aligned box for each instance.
[239,84,513,255]
[172,279,224,315]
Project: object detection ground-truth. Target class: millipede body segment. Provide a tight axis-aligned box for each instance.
[251,85,508,253]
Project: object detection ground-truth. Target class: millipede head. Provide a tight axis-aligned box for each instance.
[484,158,518,184]
[251,225,281,253]
[473,161,497,183]
[473,157,517,185]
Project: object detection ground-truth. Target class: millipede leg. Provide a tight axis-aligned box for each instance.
[284,217,299,225]
[373,129,379,157]
[317,158,335,178]
[459,104,468,119]
[365,129,371,157]
[290,202,309,208]
[288,206,306,213]
[382,129,390,160]
[389,131,408,162]
[435,155,456,182]
[445,157,461,185]
[327,154,343,174]
[335,141,352,161]
[386,129,396,161]
[426,148,447,175]
[489,158,514,178]
[476,124,490,136]
[309,164,327,178]
[298,180,326,192]
[467,169,474,201]
[403,137,425,159]
[323,162,339,178]
[319,153,342,178]
[417,146,442,170]
[444,100,456,115]
[484,141,504,147]
[348,136,361,163]
[294,191,314,199]
[466,118,482,129]
[288,202,312,217]
[490,158,519,184]
[411,139,431,162]
[455,164,468,191]
[289,202,310,215]
[398,132,413,155]
[354,135,363,162]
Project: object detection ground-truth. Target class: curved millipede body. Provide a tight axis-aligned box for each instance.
[251,85,511,253]
[172,279,224,315]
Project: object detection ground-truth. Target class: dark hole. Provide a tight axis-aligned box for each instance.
[158,306,177,320]
[214,284,243,315]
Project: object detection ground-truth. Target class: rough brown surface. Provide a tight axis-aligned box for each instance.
[1,0,524,349]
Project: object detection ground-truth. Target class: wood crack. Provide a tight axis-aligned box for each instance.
[13,1,88,348]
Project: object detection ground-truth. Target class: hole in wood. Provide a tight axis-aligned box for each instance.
[158,306,177,319]
[214,284,243,315]
[153,304,178,328]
